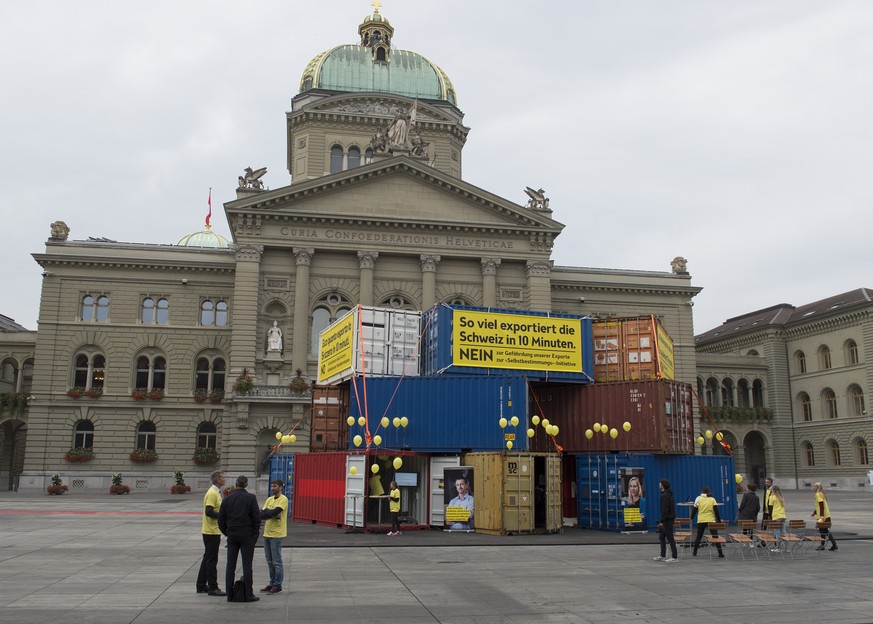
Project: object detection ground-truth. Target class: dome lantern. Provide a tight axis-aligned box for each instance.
[358,0,394,62]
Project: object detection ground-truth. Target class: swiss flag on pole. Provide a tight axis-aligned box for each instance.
[206,188,212,228]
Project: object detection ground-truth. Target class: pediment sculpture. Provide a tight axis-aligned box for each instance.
[238,166,267,190]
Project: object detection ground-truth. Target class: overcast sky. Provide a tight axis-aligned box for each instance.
[2,1,871,334]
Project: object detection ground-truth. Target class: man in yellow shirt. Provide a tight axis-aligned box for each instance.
[197,470,226,596]
[260,479,288,594]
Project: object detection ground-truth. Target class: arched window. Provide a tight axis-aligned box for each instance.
[819,345,832,370]
[309,293,354,355]
[845,340,859,365]
[135,354,166,390]
[73,420,94,449]
[200,300,229,326]
[746,349,759,356]
[848,385,865,417]
[752,379,765,408]
[379,294,416,310]
[799,393,812,422]
[330,145,343,174]
[142,298,155,324]
[803,442,815,467]
[73,352,105,389]
[197,422,217,450]
[827,440,841,466]
[81,294,110,322]
[136,421,156,451]
[347,146,361,169]
[705,378,719,407]
[143,297,170,324]
[822,388,838,419]
[856,439,869,465]
[795,350,806,374]
[195,356,226,393]
[737,379,751,408]
[720,379,734,407]
[364,147,374,164]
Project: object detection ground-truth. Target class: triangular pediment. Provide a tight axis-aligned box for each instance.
[226,157,564,237]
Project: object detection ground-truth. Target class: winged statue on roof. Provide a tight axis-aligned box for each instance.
[238,166,267,190]
[524,187,550,211]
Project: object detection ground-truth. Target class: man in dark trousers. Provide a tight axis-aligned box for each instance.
[218,475,261,602]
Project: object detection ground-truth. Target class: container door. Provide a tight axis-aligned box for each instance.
[429,456,460,526]
[359,307,389,375]
[503,455,534,534]
[576,454,607,529]
[387,310,422,377]
[268,454,294,517]
[545,454,562,532]
[344,454,367,528]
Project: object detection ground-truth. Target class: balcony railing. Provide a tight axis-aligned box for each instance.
[700,406,773,422]
[232,385,311,400]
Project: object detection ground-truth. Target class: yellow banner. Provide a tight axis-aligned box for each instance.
[656,323,675,380]
[317,313,356,383]
[451,310,582,372]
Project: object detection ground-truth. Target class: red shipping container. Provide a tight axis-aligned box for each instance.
[292,452,347,527]
[528,380,695,454]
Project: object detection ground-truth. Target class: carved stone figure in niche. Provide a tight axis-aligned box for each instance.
[238,166,267,190]
[671,256,689,274]
[266,321,283,352]
[50,220,70,241]
[410,129,430,157]
[387,106,411,148]
[369,126,388,153]
[524,187,550,211]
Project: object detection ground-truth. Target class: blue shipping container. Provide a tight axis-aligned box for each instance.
[421,304,594,383]
[268,453,295,517]
[575,453,736,531]
[348,375,528,453]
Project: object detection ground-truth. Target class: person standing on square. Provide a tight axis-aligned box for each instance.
[260,479,288,594]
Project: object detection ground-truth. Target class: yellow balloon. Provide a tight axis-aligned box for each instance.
[392,417,401,428]
[697,436,705,446]
[527,428,535,438]
[393,457,403,470]
[715,432,724,441]
[585,429,594,439]
[371,464,380,474]
[510,416,519,427]
[353,434,362,447]
[347,416,355,426]
[381,416,390,428]
[705,430,713,439]
[506,440,513,450]
[373,435,382,446]
[542,419,550,428]
[622,421,631,432]
[593,422,601,432]
[275,431,283,440]
[609,428,618,439]
[400,416,409,428]
[289,434,296,443]
[281,435,292,444]
[499,417,508,428]
[601,424,609,434]
[735,473,743,484]
[350,466,358,475]
[532,415,540,426]
[358,416,366,426]
[552,425,559,436]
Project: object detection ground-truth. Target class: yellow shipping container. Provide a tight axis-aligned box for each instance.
[460,452,562,535]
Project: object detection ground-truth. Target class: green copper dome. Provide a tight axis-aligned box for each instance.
[298,12,457,105]
[177,226,231,249]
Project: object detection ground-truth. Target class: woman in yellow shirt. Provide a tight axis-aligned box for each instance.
[768,484,787,550]
[691,486,724,558]
[809,482,837,551]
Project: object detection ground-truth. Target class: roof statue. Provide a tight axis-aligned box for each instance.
[50,220,70,241]
[671,256,689,274]
[238,166,267,190]
[524,187,550,211]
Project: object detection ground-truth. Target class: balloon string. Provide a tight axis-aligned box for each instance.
[690,387,733,455]
[526,379,562,454]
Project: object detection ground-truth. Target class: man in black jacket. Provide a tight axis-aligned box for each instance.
[654,479,678,562]
[218,475,261,602]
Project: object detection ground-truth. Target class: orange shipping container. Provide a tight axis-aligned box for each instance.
[592,316,674,383]
[309,385,349,452]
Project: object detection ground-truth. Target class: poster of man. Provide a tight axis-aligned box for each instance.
[444,467,474,532]
[620,468,647,530]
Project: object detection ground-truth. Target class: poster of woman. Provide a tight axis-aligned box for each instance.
[620,469,646,530]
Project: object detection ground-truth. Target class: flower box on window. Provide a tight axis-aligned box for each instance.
[131,388,148,401]
[65,447,94,463]
[192,448,220,465]
[83,388,103,399]
[208,389,224,404]
[67,388,84,399]
[129,448,158,464]
[193,388,208,403]
[147,389,164,401]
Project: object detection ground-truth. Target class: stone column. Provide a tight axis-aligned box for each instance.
[357,251,378,306]
[292,248,315,373]
[525,260,552,312]
[420,255,441,309]
[481,258,501,308]
[732,383,739,408]
[229,244,263,380]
